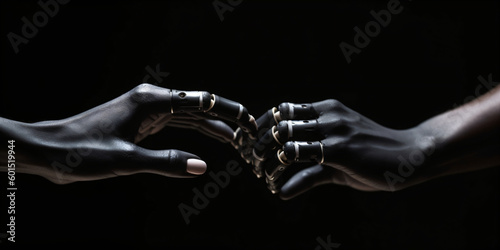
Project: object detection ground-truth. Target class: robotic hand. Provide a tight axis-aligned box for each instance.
[252,99,437,200]
[0,84,257,184]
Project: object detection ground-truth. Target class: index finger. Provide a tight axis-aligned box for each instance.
[169,89,257,139]
[255,102,319,131]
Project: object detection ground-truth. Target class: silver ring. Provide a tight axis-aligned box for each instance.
[265,164,287,181]
[198,92,203,111]
[288,102,294,119]
[272,107,281,124]
[170,90,174,113]
[294,142,300,162]
[252,149,265,162]
[236,104,243,120]
[319,142,325,164]
[287,121,293,138]
[271,126,282,145]
[207,94,216,111]
[277,149,291,165]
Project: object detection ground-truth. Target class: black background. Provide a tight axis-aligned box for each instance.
[1,0,499,248]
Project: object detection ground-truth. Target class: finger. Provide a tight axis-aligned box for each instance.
[277,102,319,120]
[253,119,323,163]
[256,107,282,130]
[232,127,255,164]
[205,94,257,137]
[135,112,173,143]
[164,115,235,143]
[131,84,256,141]
[251,125,281,172]
[183,113,253,161]
[135,111,235,144]
[281,141,325,164]
[168,89,257,138]
[262,140,324,186]
[170,90,258,162]
[275,120,323,143]
[117,146,208,178]
[264,149,292,193]
[253,99,347,159]
[251,102,321,177]
[255,102,319,132]
[279,164,336,200]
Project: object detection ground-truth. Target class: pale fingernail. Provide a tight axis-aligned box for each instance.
[186,159,207,175]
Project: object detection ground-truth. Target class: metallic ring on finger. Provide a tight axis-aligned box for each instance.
[252,148,266,163]
[271,125,282,145]
[207,94,216,111]
[284,141,324,163]
[170,90,175,113]
[265,163,288,182]
[247,115,257,140]
[277,149,291,165]
[272,107,282,124]
[264,149,292,182]
[319,141,324,164]
[265,175,281,194]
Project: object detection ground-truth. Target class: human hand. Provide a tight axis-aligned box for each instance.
[252,100,436,199]
[2,84,257,184]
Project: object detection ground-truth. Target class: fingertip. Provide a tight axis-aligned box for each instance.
[278,192,294,201]
[278,165,328,200]
[279,182,300,200]
[186,158,207,175]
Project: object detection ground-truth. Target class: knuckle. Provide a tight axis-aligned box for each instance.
[278,102,291,110]
[283,141,295,149]
[324,99,344,110]
[134,83,155,93]
[333,118,348,128]
[277,102,292,118]
[277,120,288,128]
[130,83,155,103]
[240,106,250,119]
[328,118,353,135]
[316,99,349,118]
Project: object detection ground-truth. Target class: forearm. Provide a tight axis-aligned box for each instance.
[416,85,500,177]
[0,118,55,176]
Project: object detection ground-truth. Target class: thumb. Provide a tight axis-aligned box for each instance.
[279,165,335,200]
[127,147,207,178]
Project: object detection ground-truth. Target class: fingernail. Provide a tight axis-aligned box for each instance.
[186,159,207,175]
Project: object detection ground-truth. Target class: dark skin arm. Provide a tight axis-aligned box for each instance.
[417,83,500,176]
[255,84,500,199]
[0,84,256,184]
